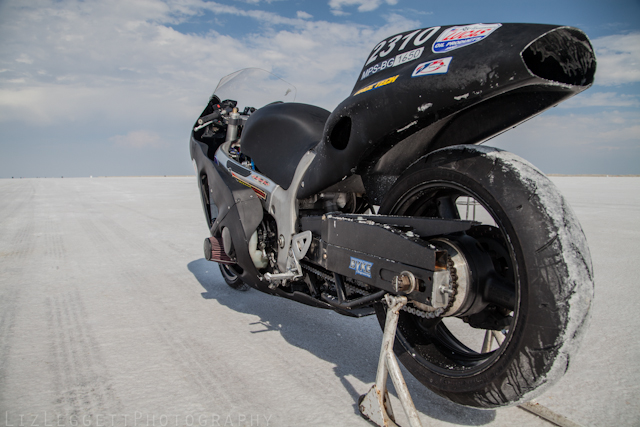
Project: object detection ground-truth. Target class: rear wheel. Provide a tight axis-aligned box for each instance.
[376,145,593,408]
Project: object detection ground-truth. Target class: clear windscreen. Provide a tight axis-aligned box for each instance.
[213,68,297,111]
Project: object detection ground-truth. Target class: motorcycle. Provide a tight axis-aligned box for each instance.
[190,23,596,409]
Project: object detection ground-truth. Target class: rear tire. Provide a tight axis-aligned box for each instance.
[376,145,593,408]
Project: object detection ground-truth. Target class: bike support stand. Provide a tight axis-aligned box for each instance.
[359,295,424,427]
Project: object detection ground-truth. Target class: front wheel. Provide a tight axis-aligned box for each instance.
[219,264,249,291]
[376,145,593,408]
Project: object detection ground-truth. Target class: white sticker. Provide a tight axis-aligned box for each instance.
[393,47,424,67]
[412,57,453,77]
[361,47,424,80]
[432,23,501,53]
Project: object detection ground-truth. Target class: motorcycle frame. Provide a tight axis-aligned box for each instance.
[214,139,316,277]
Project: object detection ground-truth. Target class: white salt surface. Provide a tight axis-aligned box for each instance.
[0,176,637,426]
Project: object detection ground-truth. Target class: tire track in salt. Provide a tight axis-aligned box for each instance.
[0,181,38,415]
[46,288,121,421]
[0,290,19,410]
[79,213,262,413]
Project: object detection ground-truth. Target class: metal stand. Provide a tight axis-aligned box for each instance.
[359,295,423,427]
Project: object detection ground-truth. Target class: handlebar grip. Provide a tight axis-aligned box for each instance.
[197,110,220,125]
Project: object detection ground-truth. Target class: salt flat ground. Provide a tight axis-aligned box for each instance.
[0,176,638,427]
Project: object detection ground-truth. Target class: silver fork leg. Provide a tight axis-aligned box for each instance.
[359,295,424,427]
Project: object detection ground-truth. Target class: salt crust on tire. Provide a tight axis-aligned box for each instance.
[453,145,594,406]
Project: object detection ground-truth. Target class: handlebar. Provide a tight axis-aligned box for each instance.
[197,110,220,125]
[194,100,250,133]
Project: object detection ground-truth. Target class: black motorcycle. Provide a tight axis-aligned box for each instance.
[190,23,596,409]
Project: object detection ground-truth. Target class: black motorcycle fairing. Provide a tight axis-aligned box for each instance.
[241,102,330,189]
[360,84,574,203]
[191,135,273,293]
[296,24,595,200]
[191,136,262,238]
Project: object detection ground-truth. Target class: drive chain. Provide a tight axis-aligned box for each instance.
[301,257,458,320]
[301,263,369,295]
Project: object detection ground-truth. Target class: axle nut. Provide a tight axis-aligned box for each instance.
[392,271,417,294]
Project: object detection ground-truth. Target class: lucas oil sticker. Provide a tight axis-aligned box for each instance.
[349,257,373,278]
[412,57,452,77]
[361,47,424,80]
[432,23,501,53]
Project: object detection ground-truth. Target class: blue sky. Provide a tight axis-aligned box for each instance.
[0,0,638,177]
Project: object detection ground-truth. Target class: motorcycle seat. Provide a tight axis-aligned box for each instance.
[242,102,330,190]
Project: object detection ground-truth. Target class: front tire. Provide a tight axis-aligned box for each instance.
[219,264,249,291]
[376,145,593,408]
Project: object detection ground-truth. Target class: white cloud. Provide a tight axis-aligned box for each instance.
[0,0,636,176]
[488,109,640,174]
[236,0,288,3]
[0,0,420,130]
[329,0,398,14]
[15,54,33,64]
[561,91,640,108]
[593,32,640,86]
[492,110,640,151]
[110,130,169,148]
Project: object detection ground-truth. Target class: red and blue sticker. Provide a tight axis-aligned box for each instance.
[412,57,452,77]
[432,23,501,53]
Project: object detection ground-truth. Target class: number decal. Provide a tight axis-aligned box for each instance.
[365,41,386,66]
[398,30,420,51]
[379,34,402,57]
[414,26,440,46]
[364,26,441,69]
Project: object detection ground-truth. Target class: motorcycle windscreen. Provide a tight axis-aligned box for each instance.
[212,68,297,111]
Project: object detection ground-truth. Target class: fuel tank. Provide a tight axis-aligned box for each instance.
[298,23,596,200]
